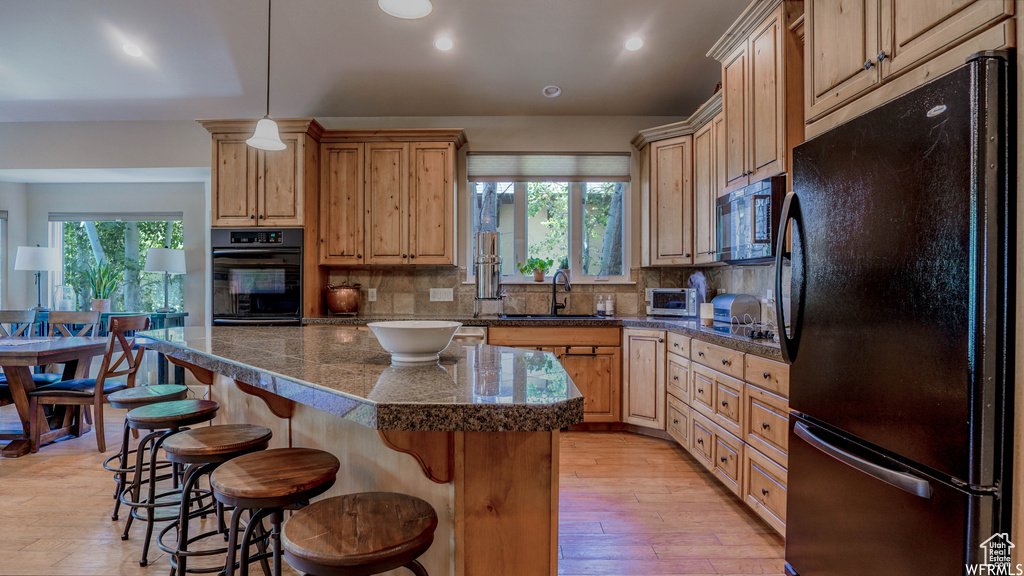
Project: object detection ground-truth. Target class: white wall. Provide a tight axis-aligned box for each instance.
[0,181,30,308]
[22,182,208,325]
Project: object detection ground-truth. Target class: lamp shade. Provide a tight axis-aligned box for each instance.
[14,246,61,271]
[246,117,286,151]
[144,248,186,274]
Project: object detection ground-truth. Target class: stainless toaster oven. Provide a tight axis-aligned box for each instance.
[646,288,699,317]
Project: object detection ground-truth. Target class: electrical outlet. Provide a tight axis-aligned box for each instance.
[766,289,774,300]
[367,288,377,302]
[430,288,454,302]
[718,288,726,295]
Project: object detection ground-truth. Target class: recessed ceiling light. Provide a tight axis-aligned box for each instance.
[542,85,562,98]
[624,37,644,51]
[434,37,454,51]
[122,42,144,58]
[378,0,432,19]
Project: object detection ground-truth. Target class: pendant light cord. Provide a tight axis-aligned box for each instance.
[265,0,272,117]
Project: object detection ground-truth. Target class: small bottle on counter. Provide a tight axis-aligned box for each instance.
[605,295,615,316]
[596,297,607,316]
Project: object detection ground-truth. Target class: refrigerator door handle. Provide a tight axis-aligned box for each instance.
[775,191,800,364]
[794,421,934,499]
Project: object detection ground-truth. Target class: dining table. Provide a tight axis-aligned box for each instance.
[0,336,108,457]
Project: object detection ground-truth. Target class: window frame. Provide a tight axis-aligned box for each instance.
[466,179,632,285]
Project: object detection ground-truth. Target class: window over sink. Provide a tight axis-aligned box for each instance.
[467,153,630,283]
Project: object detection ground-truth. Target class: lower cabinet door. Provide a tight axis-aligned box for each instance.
[712,426,744,497]
[743,447,787,535]
[562,347,620,423]
[689,409,714,468]
[666,394,689,447]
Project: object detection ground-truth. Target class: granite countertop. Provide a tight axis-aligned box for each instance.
[140,325,583,432]
[305,314,783,360]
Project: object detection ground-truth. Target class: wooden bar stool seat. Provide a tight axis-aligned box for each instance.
[158,424,274,576]
[104,385,190,522]
[282,492,438,576]
[211,448,341,576]
[121,399,220,567]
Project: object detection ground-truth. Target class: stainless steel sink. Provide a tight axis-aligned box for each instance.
[499,314,605,320]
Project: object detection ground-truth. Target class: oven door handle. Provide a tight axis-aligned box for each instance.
[213,248,301,256]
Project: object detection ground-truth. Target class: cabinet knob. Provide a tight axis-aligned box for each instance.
[410,254,416,259]
[658,338,664,343]
[698,351,705,357]
[356,254,362,259]
[697,388,703,394]
[720,456,728,463]
[672,419,678,425]
[673,375,679,381]
[761,487,769,496]
[697,438,703,445]
[763,371,770,379]
[762,421,770,430]
[249,214,255,219]
[684,253,690,258]
[722,358,729,366]
[673,342,679,348]
[877,50,887,63]
[721,400,728,407]
[864,59,874,71]
[402,254,408,258]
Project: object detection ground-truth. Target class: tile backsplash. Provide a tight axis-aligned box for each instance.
[324,263,788,317]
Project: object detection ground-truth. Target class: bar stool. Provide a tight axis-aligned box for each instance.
[104,385,190,521]
[211,448,341,576]
[158,424,274,576]
[121,398,220,567]
[281,492,438,576]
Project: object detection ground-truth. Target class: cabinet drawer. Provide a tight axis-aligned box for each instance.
[744,384,789,468]
[712,427,744,496]
[744,354,789,397]
[743,448,787,535]
[666,332,690,358]
[692,339,743,379]
[714,374,743,438]
[666,353,690,402]
[690,366,715,417]
[666,395,689,448]
[689,409,714,467]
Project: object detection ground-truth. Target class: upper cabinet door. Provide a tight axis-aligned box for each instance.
[408,142,455,265]
[880,0,1013,78]
[713,112,727,198]
[364,142,409,264]
[693,121,716,266]
[747,8,787,182]
[212,136,258,227]
[650,135,693,266]
[722,43,749,191]
[259,134,304,226]
[319,143,364,265]
[805,0,881,123]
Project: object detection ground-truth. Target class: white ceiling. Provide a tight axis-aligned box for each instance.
[0,0,747,122]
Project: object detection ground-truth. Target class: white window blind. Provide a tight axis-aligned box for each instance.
[467,153,630,182]
[48,212,183,222]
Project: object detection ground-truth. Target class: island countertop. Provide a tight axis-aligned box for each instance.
[140,325,583,432]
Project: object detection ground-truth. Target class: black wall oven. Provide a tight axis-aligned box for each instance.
[212,228,302,325]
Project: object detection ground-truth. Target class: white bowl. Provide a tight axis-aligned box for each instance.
[367,321,462,363]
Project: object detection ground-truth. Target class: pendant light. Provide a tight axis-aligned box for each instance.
[247,0,286,151]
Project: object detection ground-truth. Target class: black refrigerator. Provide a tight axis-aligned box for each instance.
[776,53,1014,576]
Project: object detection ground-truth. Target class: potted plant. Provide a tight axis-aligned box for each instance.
[517,257,553,282]
[558,257,570,278]
[85,261,118,312]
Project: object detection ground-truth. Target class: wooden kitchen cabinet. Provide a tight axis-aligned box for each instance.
[716,2,803,194]
[693,117,719,265]
[319,143,364,265]
[487,326,621,423]
[622,329,666,429]
[743,446,788,534]
[648,136,694,265]
[804,0,1012,128]
[203,119,323,228]
[364,142,409,264]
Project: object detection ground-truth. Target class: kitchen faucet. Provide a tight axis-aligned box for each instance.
[550,269,572,315]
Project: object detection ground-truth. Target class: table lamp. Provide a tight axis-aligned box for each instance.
[15,245,61,311]
[144,247,186,313]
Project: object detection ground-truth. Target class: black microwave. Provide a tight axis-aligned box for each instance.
[716,175,786,264]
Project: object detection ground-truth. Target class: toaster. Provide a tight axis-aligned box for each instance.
[711,293,761,324]
[646,288,699,317]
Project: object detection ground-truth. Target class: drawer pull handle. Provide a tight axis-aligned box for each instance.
[720,456,728,463]
[722,359,729,366]
[673,375,679,381]
[763,371,770,379]
[697,388,704,394]
[698,351,705,357]
[863,58,873,71]
[697,438,703,445]
[673,342,679,347]
[762,421,770,430]
[721,400,728,407]
[658,338,664,343]
[761,488,769,496]
[672,419,678,425]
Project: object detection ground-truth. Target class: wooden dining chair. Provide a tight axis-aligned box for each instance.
[28,314,152,453]
[47,310,101,338]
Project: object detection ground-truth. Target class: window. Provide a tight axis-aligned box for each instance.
[0,209,6,308]
[468,154,630,282]
[48,212,184,312]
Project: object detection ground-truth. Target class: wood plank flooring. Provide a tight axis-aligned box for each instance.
[0,406,783,575]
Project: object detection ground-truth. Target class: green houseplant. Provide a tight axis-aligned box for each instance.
[85,260,119,312]
[558,256,570,278]
[517,257,553,282]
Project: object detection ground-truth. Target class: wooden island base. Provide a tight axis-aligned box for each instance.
[188,368,559,576]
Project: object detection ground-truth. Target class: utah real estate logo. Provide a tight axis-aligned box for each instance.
[967,533,1022,575]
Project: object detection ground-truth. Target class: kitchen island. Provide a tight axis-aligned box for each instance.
[140,325,583,576]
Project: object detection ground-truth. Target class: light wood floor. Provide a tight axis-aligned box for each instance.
[0,405,783,576]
